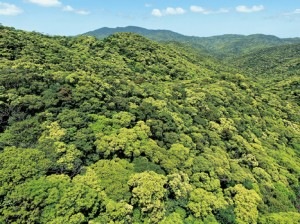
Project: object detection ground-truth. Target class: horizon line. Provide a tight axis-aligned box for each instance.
[2,23,300,39]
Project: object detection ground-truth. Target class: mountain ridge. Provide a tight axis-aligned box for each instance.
[83,26,300,58]
[83,25,300,41]
[1,25,300,223]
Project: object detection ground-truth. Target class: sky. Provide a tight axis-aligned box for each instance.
[1,0,300,37]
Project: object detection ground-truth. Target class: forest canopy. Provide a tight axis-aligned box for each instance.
[0,25,299,223]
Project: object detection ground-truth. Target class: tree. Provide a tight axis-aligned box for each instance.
[167,172,193,200]
[1,173,108,223]
[89,159,134,202]
[225,184,261,224]
[188,188,227,219]
[128,171,167,223]
[160,143,190,173]
[38,121,82,174]
[0,147,50,197]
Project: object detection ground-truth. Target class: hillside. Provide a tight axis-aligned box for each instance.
[1,25,300,223]
[229,43,300,106]
[83,26,188,42]
[83,26,300,58]
[229,43,300,77]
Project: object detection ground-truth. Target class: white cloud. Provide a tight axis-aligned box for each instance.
[190,6,229,15]
[145,3,152,8]
[0,2,23,15]
[62,5,73,12]
[152,9,163,17]
[62,5,89,15]
[283,8,300,16]
[165,7,185,15]
[27,0,62,7]
[236,5,264,13]
[152,7,186,17]
[26,0,89,15]
[190,6,208,14]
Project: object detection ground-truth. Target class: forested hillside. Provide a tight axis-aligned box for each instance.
[84,26,300,58]
[229,43,300,78]
[229,43,300,107]
[1,25,300,224]
[83,26,188,43]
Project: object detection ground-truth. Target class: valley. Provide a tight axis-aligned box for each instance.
[0,25,299,223]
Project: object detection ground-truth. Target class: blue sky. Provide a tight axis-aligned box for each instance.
[1,0,300,37]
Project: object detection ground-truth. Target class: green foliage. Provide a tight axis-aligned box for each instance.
[215,205,237,224]
[225,184,262,224]
[0,147,51,196]
[0,174,107,223]
[159,212,184,224]
[84,26,300,59]
[167,172,193,200]
[128,171,167,223]
[133,157,165,174]
[188,188,227,219]
[89,159,134,202]
[259,212,300,224]
[0,26,300,223]
[230,44,300,78]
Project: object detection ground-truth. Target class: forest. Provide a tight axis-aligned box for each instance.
[0,25,300,223]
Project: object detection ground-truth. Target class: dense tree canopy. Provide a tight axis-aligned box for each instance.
[0,25,299,223]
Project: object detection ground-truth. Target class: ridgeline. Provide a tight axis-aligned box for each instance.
[0,25,300,223]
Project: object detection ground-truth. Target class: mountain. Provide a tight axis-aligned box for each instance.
[230,42,300,105]
[83,26,300,58]
[83,26,188,42]
[1,25,300,223]
[230,43,300,77]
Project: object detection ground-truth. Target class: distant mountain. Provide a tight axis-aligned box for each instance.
[2,25,300,224]
[83,26,187,41]
[196,34,300,57]
[83,26,300,58]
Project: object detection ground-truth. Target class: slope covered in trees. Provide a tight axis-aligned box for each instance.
[84,26,300,58]
[229,43,300,77]
[0,25,300,223]
[229,43,300,106]
[83,26,188,43]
